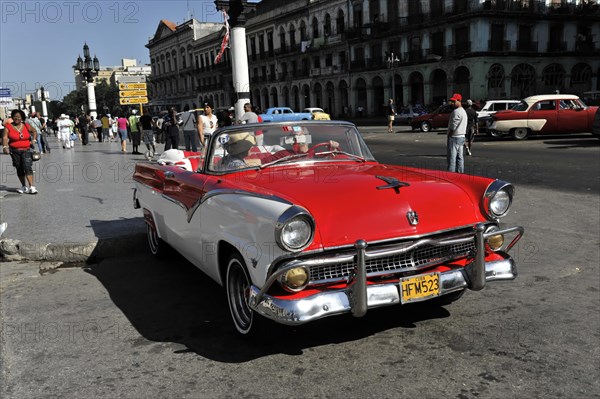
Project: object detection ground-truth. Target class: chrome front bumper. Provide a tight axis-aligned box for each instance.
[249,224,523,325]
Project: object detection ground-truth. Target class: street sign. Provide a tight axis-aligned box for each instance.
[119,83,147,90]
[119,90,148,98]
[0,88,10,97]
[119,97,149,105]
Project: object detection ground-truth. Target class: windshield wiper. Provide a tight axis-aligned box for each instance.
[313,150,367,162]
[260,153,310,169]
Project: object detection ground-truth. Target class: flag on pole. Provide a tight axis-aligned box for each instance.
[214,10,230,64]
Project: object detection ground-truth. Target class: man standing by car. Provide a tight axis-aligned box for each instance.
[446,93,467,173]
[464,99,478,156]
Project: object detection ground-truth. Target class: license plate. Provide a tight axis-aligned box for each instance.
[400,273,440,304]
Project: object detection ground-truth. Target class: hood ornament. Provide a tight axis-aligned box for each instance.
[406,211,419,226]
[375,175,410,194]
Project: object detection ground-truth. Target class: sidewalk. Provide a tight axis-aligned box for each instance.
[0,125,411,262]
[0,136,147,262]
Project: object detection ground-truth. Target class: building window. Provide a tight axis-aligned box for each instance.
[279,28,286,51]
[324,14,331,36]
[312,17,319,38]
[336,10,345,34]
[290,25,296,48]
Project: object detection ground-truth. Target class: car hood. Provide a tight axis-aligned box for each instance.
[230,163,489,248]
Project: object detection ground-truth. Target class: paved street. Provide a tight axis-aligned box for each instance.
[1,128,599,398]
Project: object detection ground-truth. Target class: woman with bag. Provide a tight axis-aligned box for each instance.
[1,109,38,194]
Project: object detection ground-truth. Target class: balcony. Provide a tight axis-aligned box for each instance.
[426,47,446,58]
[547,41,567,52]
[447,42,471,56]
[488,39,511,52]
[310,68,321,77]
[407,49,424,62]
[350,59,367,71]
[516,40,538,52]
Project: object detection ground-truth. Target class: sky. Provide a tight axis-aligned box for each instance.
[0,0,233,101]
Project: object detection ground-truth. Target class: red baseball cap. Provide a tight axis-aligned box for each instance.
[449,93,462,102]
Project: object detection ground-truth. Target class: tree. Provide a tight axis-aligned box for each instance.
[58,80,121,117]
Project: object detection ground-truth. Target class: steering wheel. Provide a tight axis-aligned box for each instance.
[307,141,335,157]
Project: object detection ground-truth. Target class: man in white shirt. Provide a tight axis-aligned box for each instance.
[198,101,218,147]
[446,93,467,173]
[57,114,75,149]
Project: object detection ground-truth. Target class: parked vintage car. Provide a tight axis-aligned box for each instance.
[133,121,524,335]
[396,104,427,124]
[488,94,599,140]
[303,107,331,120]
[259,107,314,122]
[476,100,521,133]
[593,107,600,138]
[410,104,454,132]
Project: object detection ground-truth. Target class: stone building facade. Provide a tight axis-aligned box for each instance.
[147,0,600,117]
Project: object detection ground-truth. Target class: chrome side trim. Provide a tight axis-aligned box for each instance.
[249,257,518,325]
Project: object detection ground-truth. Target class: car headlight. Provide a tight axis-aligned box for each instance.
[482,180,514,220]
[275,206,315,252]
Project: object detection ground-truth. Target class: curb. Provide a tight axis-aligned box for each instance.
[0,233,148,263]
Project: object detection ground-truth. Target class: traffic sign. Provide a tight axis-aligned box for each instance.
[120,97,148,105]
[0,88,10,97]
[119,90,148,98]
[119,83,147,90]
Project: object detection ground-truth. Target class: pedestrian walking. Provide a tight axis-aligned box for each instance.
[386,99,397,133]
[37,113,51,153]
[198,101,218,147]
[2,109,39,194]
[163,107,181,151]
[446,93,468,173]
[26,111,43,153]
[128,111,141,154]
[91,116,102,142]
[116,115,129,153]
[57,114,75,149]
[138,108,156,159]
[238,102,258,125]
[78,114,90,145]
[182,109,200,152]
[155,113,165,144]
[464,99,478,156]
[111,115,119,142]
[101,114,111,142]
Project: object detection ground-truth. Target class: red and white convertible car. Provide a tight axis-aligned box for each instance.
[133,121,524,334]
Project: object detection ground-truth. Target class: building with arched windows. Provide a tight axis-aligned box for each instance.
[147,0,600,117]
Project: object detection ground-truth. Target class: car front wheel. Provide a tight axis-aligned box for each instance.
[511,127,530,140]
[226,253,263,335]
[420,121,431,132]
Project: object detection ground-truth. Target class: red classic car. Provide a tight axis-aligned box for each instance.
[410,104,454,132]
[489,94,599,140]
[133,121,524,335]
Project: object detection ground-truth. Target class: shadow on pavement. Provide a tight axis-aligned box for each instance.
[85,252,452,363]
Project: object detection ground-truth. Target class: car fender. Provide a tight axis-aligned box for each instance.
[197,193,296,287]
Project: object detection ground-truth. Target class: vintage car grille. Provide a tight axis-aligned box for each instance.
[308,240,476,284]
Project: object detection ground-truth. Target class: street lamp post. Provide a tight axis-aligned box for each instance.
[40,86,48,118]
[387,52,400,104]
[73,43,100,119]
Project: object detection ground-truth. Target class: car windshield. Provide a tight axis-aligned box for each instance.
[206,122,375,173]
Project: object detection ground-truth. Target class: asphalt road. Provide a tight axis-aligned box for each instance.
[1,129,599,399]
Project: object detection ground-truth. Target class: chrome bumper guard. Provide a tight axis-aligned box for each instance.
[249,223,524,325]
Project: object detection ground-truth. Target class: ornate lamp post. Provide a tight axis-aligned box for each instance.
[214,1,256,121]
[39,86,48,118]
[387,52,400,104]
[74,43,100,118]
